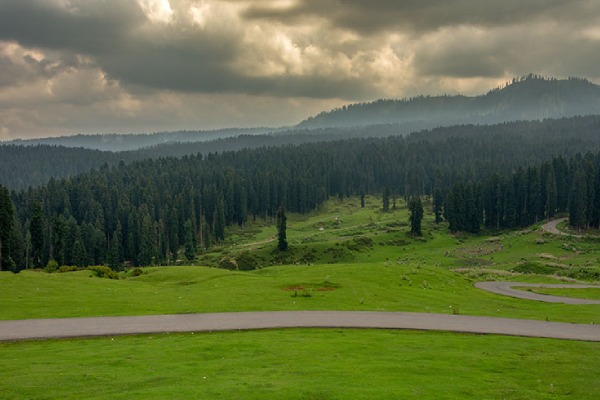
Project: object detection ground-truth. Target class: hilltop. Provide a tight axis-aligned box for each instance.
[297,75,600,129]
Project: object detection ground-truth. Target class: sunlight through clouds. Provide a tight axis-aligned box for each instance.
[138,0,174,23]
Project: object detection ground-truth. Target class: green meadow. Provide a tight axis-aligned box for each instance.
[1,196,599,399]
[1,330,599,400]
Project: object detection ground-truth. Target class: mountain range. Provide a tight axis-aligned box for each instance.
[2,75,600,151]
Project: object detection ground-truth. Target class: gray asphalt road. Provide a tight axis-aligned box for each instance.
[1,311,598,342]
[475,282,600,304]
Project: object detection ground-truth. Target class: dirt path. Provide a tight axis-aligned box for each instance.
[475,282,600,304]
[541,218,568,235]
[540,217,588,238]
[1,311,598,342]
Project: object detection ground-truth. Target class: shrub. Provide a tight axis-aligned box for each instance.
[346,236,374,252]
[235,252,261,271]
[87,266,120,279]
[218,256,239,270]
[511,262,558,275]
[44,260,59,273]
[131,267,144,277]
[58,265,80,273]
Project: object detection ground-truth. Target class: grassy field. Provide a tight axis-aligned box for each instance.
[2,196,599,399]
[1,196,598,323]
[2,262,599,323]
[1,329,598,399]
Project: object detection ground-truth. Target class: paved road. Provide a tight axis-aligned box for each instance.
[1,311,599,342]
[475,282,600,305]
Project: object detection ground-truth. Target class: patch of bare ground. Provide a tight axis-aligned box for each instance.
[455,243,503,257]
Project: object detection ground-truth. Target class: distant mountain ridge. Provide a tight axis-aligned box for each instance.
[297,75,600,129]
[2,127,277,152]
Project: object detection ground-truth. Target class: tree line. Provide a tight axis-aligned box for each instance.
[2,122,600,271]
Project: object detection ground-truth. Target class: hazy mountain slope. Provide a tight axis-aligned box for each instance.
[3,127,276,152]
[297,76,600,129]
[0,145,123,190]
[3,115,600,191]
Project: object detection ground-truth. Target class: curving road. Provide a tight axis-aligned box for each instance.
[541,218,568,235]
[475,282,600,305]
[541,217,588,237]
[1,310,599,342]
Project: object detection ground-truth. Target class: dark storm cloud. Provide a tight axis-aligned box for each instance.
[244,0,599,34]
[0,0,143,54]
[0,0,375,99]
[412,24,600,80]
[1,0,599,139]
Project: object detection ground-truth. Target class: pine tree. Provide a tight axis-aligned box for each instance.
[408,196,424,236]
[382,188,390,211]
[138,210,154,266]
[569,169,588,230]
[184,219,196,261]
[71,229,87,268]
[29,201,45,268]
[214,195,226,242]
[0,185,15,270]
[51,215,66,266]
[433,189,443,224]
[276,206,288,251]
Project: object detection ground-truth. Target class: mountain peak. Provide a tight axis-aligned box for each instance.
[297,76,600,130]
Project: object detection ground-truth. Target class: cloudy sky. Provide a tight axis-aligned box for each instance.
[1,0,599,139]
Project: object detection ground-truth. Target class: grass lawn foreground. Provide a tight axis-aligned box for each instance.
[1,329,598,400]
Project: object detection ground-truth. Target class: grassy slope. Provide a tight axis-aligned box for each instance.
[1,196,598,323]
[2,196,600,399]
[1,330,598,400]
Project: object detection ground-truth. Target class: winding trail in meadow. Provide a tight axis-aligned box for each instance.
[1,310,599,342]
[541,218,570,235]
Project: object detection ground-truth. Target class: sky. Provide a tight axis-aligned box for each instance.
[1,0,599,139]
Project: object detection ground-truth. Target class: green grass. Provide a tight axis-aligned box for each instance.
[1,329,598,399]
[2,196,600,323]
[2,263,599,323]
[3,196,600,399]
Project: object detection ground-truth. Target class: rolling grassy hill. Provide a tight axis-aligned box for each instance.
[1,196,599,399]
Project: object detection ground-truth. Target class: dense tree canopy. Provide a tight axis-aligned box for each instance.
[3,116,600,270]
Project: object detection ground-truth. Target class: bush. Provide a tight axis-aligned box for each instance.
[218,256,239,270]
[235,252,261,271]
[511,262,558,275]
[346,236,374,252]
[58,265,80,273]
[87,266,120,279]
[131,267,144,277]
[44,260,59,273]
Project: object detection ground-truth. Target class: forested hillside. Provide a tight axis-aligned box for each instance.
[4,116,600,191]
[0,125,402,190]
[2,115,600,271]
[298,76,600,129]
